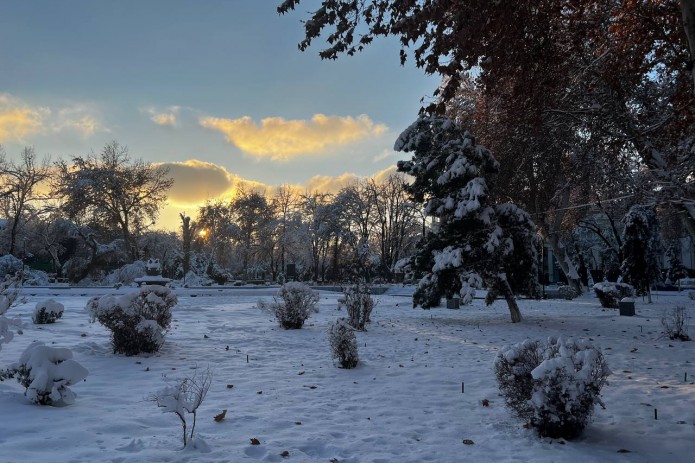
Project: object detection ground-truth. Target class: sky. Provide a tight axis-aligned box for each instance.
[0,1,439,230]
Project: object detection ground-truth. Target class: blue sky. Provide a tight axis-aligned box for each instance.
[0,1,439,227]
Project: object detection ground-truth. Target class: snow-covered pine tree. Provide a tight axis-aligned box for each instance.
[395,116,539,323]
[621,205,661,301]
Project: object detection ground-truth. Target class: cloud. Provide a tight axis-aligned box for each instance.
[0,94,44,142]
[154,160,403,230]
[51,107,104,137]
[303,166,400,194]
[199,114,388,161]
[143,106,180,127]
[157,159,272,204]
[152,113,177,126]
[372,149,395,163]
[0,94,106,141]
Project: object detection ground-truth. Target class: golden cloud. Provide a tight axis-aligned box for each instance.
[199,114,388,160]
[151,113,177,126]
[157,159,272,204]
[0,94,43,142]
[155,161,402,230]
[303,165,399,194]
[0,94,106,141]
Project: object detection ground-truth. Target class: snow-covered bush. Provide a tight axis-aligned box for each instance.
[181,271,213,287]
[593,282,634,308]
[494,337,610,439]
[23,269,49,286]
[0,255,22,279]
[102,260,146,286]
[558,285,579,300]
[661,306,690,341]
[344,284,375,331]
[86,285,177,355]
[688,290,695,301]
[32,299,65,324]
[262,282,319,329]
[328,318,359,369]
[2,341,88,406]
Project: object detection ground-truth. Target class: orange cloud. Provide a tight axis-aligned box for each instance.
[157,159,272,205]
[0,94,43,142]
[199,114,388,160]
[155,161,403,230]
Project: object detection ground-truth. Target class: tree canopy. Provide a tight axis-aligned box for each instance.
[54,141,174,260]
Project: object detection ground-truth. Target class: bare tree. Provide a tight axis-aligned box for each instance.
[271,185,301,277]
[0,146,50,256]
[54,141,173,261]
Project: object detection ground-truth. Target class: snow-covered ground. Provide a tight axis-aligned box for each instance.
[1,287,693,462]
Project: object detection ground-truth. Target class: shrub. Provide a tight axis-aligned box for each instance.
[558,285,579,300]
[661,306,690,341]
[344,283,375,331]
[688,290,695,301]
[263,282,319,329]
[86,285,177,355]
[2,341,88,406]
[495,337,610,439]
[32,299,65,324]
[328,318,359,369]
[150,366,213,448]
[593,282,634,308]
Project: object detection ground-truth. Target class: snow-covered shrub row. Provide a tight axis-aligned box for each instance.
[558,285,579,300]
[1,341,88,406]
[661,306,690,341]
[260,282,319,329]
[593,282,634,308]
[494,337,610,439]
[343,284,375,331]
[32,299,65,324]
[328,318,359,369]
[86,285,177,355]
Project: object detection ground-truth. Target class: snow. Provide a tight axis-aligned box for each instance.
[1,287,694,461]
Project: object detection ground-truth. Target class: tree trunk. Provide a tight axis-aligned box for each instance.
[501,278,522,323]
[547,233,582,293]
[681,0,695,94]
[9,218,19,256]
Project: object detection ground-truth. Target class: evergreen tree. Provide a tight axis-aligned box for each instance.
[396,116,538,323]
[621,205,662,300]
[666,244,689,283]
